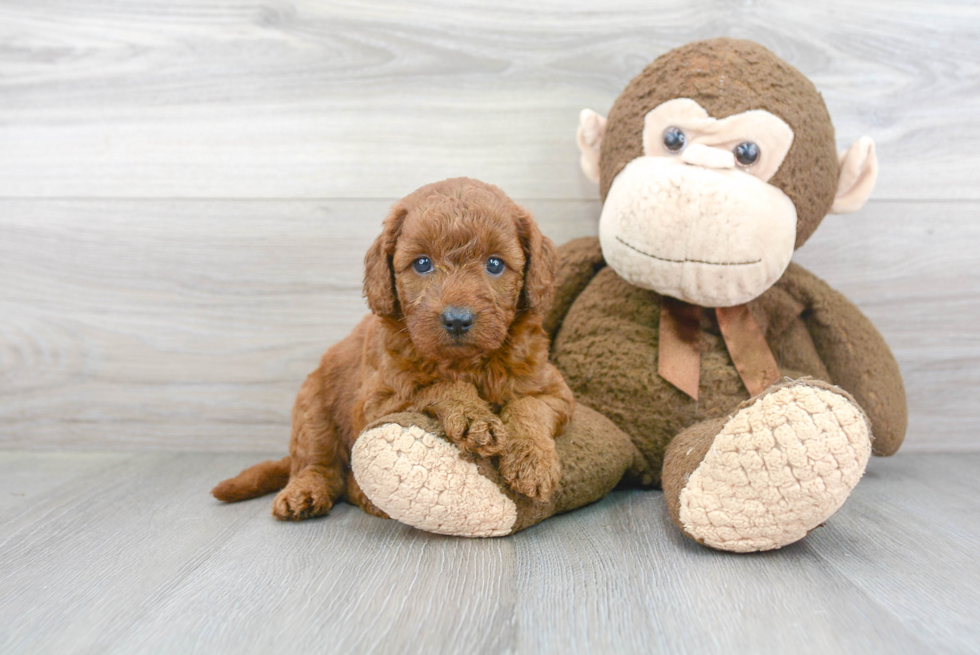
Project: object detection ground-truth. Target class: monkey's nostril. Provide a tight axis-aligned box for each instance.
[441,307,475,336]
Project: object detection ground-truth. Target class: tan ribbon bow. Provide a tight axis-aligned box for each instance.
[658,298,781,401]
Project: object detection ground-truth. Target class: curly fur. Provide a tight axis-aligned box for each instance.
[212,178,574,519]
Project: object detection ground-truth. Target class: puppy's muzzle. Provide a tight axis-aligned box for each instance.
[441,307,475,336]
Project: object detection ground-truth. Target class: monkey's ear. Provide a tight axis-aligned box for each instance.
[363,203,408,317]
[830,137,878,214]
[577,109,607,184]
[514,206,557,313]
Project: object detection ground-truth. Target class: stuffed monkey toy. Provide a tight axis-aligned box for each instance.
[351,37,907,552]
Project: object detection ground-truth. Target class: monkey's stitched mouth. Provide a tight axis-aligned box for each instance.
[615,236,762,267]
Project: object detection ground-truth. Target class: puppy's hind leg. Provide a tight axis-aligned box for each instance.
[272,379,347,521]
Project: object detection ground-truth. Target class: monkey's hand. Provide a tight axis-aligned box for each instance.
[784,264,908,456]
[544,236,605,339]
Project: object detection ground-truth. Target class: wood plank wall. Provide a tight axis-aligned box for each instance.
[1,0,978,451]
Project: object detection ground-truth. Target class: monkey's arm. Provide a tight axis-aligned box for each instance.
[778,264,907,455]
[543,236,606,340]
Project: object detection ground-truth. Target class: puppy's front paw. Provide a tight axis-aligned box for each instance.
[499,438,561,502]
[442,404,508,457]
[272,477,333,521]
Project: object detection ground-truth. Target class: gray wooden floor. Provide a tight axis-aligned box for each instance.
[0,451,977,655]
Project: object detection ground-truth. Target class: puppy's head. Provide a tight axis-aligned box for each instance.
[363,178,556,361]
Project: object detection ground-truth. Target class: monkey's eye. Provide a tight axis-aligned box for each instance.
[734,142,760,167]
[413,257,433,274]
[663,127,686,153]
[485,257,505,276]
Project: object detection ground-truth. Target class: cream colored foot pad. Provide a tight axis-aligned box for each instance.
[351,424,517,537]
[679,384,871,552]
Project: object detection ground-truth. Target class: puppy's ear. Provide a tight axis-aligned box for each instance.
[514,206,557,313]
[363,202,408,317]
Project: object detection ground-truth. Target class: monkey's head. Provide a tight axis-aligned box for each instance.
[577,38,878,307]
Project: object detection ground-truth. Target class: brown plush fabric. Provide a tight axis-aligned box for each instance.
[551,239,907,483]
[661,378,864,536]
[552,259,748,484]
[661,378,869,549]
[598,37,839,248]
[500,403,652,533]
[361,405,649,534]
[779,266,908,455]
[543,236,606,339]
[661,417,726,537]
[550,404,653,514]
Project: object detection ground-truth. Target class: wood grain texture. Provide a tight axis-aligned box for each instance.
[2,450,978,654]
[805,454,980,653]
[0,0,978,200]
[1,198,976,452]
[0,451,133,519]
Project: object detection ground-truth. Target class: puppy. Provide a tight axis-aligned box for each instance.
[213,178,575,520]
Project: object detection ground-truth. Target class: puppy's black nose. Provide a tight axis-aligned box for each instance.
[441,307,475,336]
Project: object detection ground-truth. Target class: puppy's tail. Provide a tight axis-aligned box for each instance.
[212,456,291,502]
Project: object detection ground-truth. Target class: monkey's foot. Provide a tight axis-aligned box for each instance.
[663,379,872,552]
[351,420,517,537]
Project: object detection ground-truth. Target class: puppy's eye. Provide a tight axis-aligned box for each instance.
[485,257,505,276]
[413,257,433,274]
[734,142,760,167]
[663,127,686,153]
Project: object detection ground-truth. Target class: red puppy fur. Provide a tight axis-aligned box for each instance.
[212,178,574,520]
